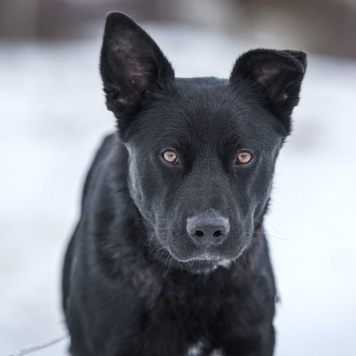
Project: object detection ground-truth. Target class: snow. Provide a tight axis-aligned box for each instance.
[1,23,356,355]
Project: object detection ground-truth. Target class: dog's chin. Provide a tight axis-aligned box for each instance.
[166,244,241,273]
[182,256,234,273]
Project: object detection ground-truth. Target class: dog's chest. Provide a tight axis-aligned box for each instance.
[186,340,224,356]
[137,270,235,355]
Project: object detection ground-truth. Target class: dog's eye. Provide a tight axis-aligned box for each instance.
[236,150,253,165]
[162,150,178,164]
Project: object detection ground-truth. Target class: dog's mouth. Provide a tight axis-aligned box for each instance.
[149,249,231,273]
[147,224,252,272]
[162,239,245,272]
[145,238,232,272]
[168,244,225,262]
[179,252,234,272]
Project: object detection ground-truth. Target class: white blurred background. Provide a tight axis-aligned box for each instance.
[1,1,356,355]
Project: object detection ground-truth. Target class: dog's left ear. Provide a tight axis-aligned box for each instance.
[100,12,174,129]
[230,49,307,133]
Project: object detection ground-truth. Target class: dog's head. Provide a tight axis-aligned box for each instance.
[100,13,306,271]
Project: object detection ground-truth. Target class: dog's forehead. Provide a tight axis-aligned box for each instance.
[145,81,232,128]
[130,77,284,152]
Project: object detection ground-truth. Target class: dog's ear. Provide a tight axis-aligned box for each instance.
[100,12,174,125]
[230,49,307,134]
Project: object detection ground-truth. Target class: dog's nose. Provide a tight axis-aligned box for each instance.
[187,214,230,246]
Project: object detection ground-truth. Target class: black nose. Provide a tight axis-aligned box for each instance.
[187,214,230,246]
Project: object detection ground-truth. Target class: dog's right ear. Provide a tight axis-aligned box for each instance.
[230,49,307,134]
[100,13,174,127]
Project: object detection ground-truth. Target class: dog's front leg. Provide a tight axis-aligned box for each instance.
[212,295,275,356]
[219,324,275,356]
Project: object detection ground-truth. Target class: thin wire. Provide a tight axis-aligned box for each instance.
[9,335,68,356]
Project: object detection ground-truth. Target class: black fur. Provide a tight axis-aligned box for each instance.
[62,12,306,356]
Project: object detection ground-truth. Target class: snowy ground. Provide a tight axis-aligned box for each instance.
[1,23,356,355]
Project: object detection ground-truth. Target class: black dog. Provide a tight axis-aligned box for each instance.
[62,12,306,356]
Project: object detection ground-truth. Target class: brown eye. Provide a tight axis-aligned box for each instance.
[162,150,178,164]
[236,151,253,165]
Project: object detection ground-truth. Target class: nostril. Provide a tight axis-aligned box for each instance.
[213,230,224,238]
[193,230,204,238]
[187,214,230,245]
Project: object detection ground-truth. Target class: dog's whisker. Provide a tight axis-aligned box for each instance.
[153,247,164,261]
[158,249,166,261]
[265,232,290,241]
[164,252,171,269]
[240,254,248,269]
[168,256,173,271]
[147,244,160,259]
[264,221,287,240]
